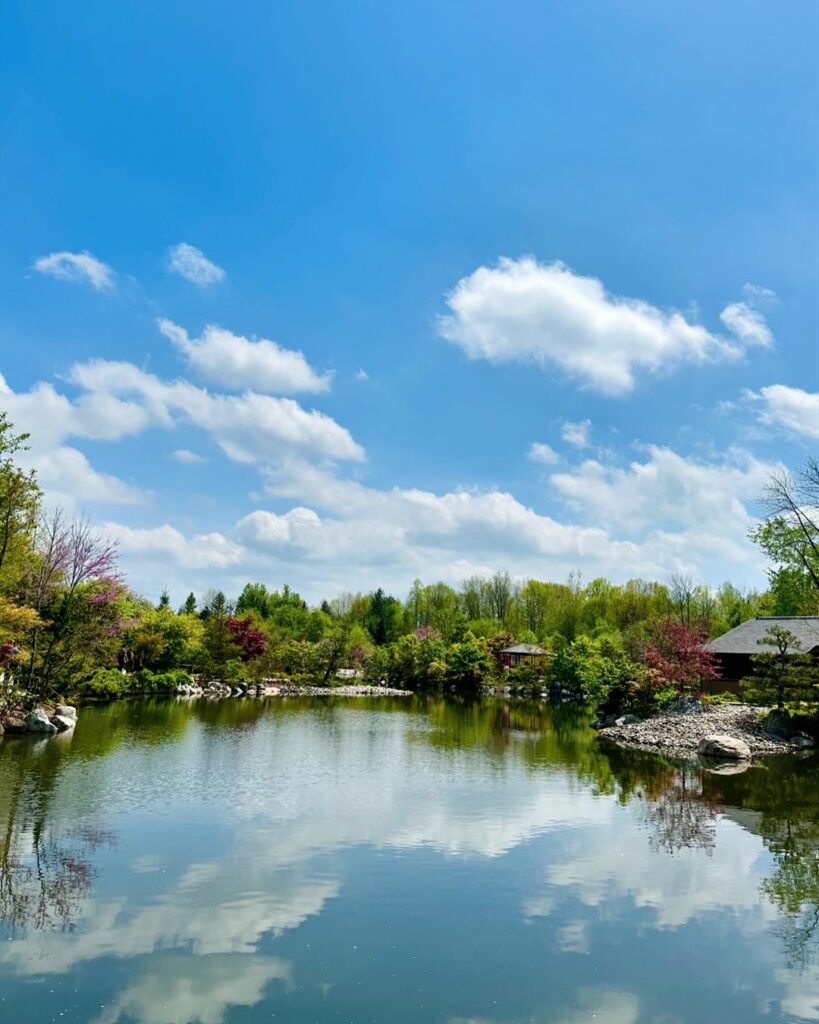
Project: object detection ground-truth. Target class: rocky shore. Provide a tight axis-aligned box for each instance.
[176,681,412,699]
[595,701,815,760]
[1,704,78,736]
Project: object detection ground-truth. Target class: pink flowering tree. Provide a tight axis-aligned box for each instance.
[25,511,123,696]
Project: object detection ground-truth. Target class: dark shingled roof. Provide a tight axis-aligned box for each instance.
[501,643,545,655]
[706,617,819,655]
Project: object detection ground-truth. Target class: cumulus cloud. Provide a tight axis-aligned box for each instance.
[102,523,244,570]
[34,447,147,507]
[158,318,331,394]
[166,242,225,286]
[550,444,776,539]
[745,384,819,439]
[33,250,115,291]
[560,420,592,448]
[68,360,364,465]
[0,373,148,507]
[171,448,205,464]
[719,303,773,348]
[528,442,561,465]
[439,257,750,394]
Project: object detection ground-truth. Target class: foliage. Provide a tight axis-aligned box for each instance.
[751,460,819,613]
[642,620,721,695]
[741,626,819,710]
[77,668,128,699]
[552,633,640,705]
[226,616,267,661]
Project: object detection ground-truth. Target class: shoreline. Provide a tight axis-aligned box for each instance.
[595,702,814,761]
[175,682,414,698]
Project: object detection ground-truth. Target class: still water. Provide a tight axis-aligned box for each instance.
[0,696,817,1023]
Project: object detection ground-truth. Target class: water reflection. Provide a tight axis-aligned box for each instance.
[0,697,817,1023]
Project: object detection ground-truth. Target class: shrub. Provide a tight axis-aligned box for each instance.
[552,633,638,705]
[134,668,193,693]
[76,668,127,699]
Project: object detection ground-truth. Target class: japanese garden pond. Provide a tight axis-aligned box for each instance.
[0,696,818,1023]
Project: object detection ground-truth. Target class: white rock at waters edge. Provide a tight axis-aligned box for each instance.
[24,709,57,734]
[51,714,76,732]
[697,734,752,760]
[55,704,77,721]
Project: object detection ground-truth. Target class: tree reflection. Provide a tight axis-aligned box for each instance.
[639,765,720,855]
[0,737,115,933]
[595,743,819,971]
[708,756,819,971]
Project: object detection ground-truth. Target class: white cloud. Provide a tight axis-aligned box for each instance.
[355,368,370,381]
[171,448,205,464]
[719,303,773,348]
[560,420,592,448]
[34,447,147,507]
[68,360,364,465]
[528,442,560,465]
[745,384,819,439]
[166,242,225,286]
[33,250,115,291]
[439,257,746,395]
[550,444,776,540]
[103,523,244,570]
[158,318,331,394]
[0,374,149,507]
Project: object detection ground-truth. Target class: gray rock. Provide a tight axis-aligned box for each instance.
[667,697,706,715]
[51,714,75,732]
[763,708,793,740]
[55,704,77,721]
[791,733,816,750]
[615,714,641,726]
[24,709,57,735]
[696,734,751,760]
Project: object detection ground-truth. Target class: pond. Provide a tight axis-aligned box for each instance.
[0,696,817,1023]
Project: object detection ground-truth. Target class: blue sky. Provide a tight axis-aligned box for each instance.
[1,1,817,603]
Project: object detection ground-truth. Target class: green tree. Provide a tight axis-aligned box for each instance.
[741,626,819,709]
[202,591,240,677]
[0,414,40,589]
[751,460,819,613]
[366,588,403,645]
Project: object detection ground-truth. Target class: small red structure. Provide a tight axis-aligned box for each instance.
[500,643,545,671]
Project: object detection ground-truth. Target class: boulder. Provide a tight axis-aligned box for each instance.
[3,717,26,734]
[667,697,706,715]
[791,733,816,750]
[615,714,641,727]
[697,734,751,760]
[24,709,57,735]
[55,704,77,721]
[51,714,76,732]
[763,708,793,740]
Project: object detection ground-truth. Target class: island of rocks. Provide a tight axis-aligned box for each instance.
[595,699,816,761]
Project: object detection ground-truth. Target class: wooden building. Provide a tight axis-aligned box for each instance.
[705,616,819,685]
[500,643,546,671]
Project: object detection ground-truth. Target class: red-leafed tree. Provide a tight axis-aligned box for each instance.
[226,616,267,661]
[642,620,720,695]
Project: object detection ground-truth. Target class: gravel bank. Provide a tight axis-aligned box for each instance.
[596,703,803,759]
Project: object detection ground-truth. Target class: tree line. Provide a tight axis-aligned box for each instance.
[0,412,816,714]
